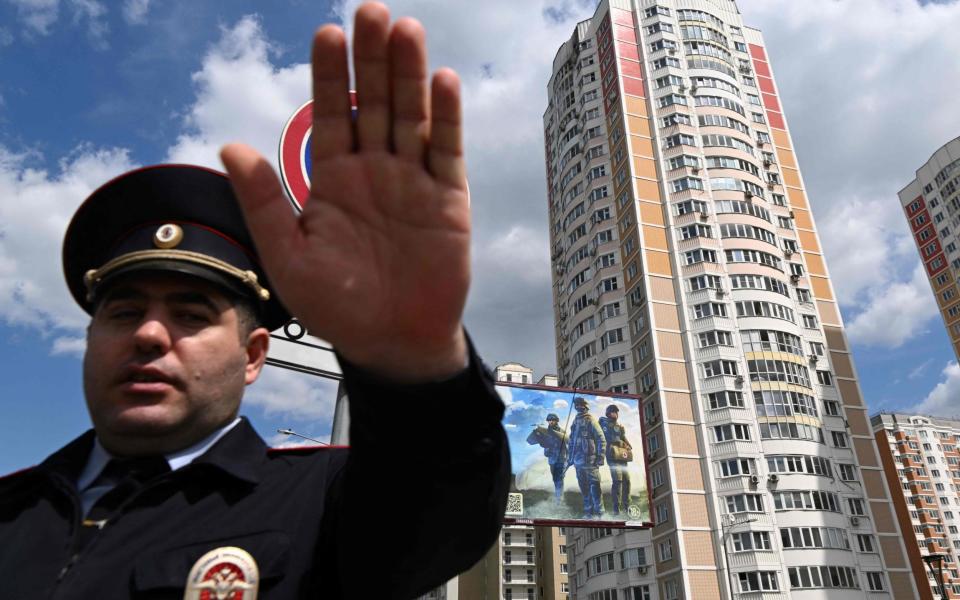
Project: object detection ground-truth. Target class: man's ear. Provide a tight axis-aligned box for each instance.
[244,327,270,385]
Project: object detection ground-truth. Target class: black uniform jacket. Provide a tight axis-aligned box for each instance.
[0,348,509,599]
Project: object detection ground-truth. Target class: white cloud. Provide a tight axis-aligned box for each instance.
[50,335,85,357]
[0,26,13,46]
[845,265,939,347]
[164,16,310,169]
[909,358,934,380]
[910,361,960,418]
[67,0,108,47]
[0,144,137,334]
[121,0,149,24]
[267,431,330,448]
[735,0,960,348]
[8,0,60,36]
[242,364,340,422]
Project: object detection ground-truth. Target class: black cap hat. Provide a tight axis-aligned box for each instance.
[573,397,588,408]
[63,164,291,330]
[546,413,559,422]
[605,404,619,416]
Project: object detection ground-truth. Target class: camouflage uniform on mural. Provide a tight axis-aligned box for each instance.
[526,414,568,502]
[599,405,633,515]
[566,397,606,518]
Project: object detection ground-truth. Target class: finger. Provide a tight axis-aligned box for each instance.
[220,143,300,284]
[352,2,391,152]
[428,68,466,189]
[388,17,429,162]
[311,25,353,164]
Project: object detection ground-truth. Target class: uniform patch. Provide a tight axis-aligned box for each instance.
[183,546,259,600]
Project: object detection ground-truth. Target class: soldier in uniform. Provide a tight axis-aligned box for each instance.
[542,414,566,502]
[565,397,606,518]
[599,404,633,516]
[0,3,508,599]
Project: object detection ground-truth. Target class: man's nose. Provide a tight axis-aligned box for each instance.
[132,314,172,354]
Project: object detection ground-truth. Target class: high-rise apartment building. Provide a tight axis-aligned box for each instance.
[899,136,960,363]
[873,413,960,600]
[542,0,916,597]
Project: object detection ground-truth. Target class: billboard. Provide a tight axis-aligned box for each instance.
[498,382,651,528]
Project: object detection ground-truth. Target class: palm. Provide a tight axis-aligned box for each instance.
[288,155,469,358]
[222,3,470,380]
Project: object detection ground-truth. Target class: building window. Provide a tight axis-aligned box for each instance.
[866,572,885,591]
[658,539,674,561]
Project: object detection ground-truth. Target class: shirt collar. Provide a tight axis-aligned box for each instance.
[76,417,243,492]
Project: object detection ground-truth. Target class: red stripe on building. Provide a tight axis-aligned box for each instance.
[617,41,639,61]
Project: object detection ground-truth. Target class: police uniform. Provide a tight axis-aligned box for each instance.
[565,401,605,518]
[599,410,632,516]
[0,165,509,599]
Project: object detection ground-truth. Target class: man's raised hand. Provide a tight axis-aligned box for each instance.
[221,2,470,382]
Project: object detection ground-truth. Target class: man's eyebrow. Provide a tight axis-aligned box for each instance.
[98,287,147,305]
[166,291,223,313]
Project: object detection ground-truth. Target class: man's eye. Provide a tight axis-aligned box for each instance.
[107,308,140,320]
[177,311,211,324]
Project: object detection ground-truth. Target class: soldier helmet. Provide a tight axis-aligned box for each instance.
[605,404,620,416]
[573,397,589,409]
[546,413,559,422]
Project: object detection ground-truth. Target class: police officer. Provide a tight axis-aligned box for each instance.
[565,397,606,518]
[543,414,566,502]
[599,404,633,516]
[0,3,508,599]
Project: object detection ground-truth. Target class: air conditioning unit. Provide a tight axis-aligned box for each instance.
[789,210,796,218]
[749,474,760,485]
[715,289,726,298]
[763,159,772,168]
[734,375,745,385]
[768,474,779,483]
[691,167,700,174]
[739,65,751,74]
[808,354,819,363]
[784,249,794,257]
[743,190,753,200]
[850,516,860,526]
[678,84,687,93]
[790,274,801,283]
[699,212,709,222]
[668,48,676,56]
[638,566,649,576]
[587,297,597,305]
[767,183,775,190]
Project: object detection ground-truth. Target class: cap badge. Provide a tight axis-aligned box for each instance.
[183,546,259,600]
[154,223,184,249]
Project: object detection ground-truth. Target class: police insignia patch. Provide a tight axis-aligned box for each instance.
[183,546,259,600]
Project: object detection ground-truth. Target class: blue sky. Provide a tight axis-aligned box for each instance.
[2,0,960,474]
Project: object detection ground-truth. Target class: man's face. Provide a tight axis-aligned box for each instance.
[575,403,587,414]
[83,273,269,455]
[547,419,559,427]
[607,410,618,422]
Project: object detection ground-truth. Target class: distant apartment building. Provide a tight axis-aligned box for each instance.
[899,136,960,363]
[543,0,915,597]
[874,413,960,600]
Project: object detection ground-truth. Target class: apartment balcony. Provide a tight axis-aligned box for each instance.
[727,549,780,569]
[503,577,537,585]
[501,539,536,548]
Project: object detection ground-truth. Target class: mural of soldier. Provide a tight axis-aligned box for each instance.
[599,404,633,516]
[566,397,606,518]
[525,414,567,502]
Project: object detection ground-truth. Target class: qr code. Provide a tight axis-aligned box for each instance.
[506,493,524,515]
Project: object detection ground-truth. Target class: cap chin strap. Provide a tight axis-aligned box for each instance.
[83,249,271,302]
